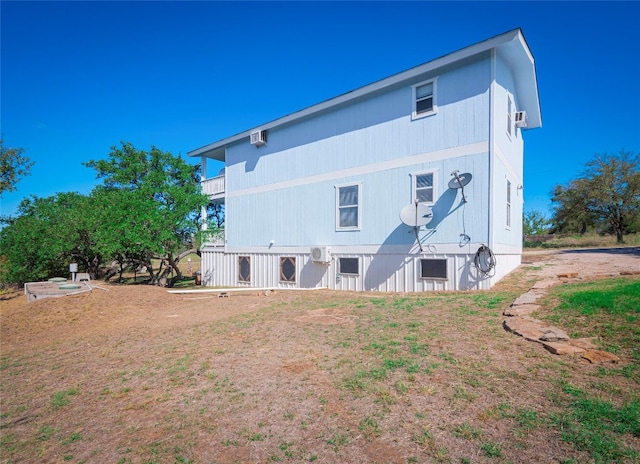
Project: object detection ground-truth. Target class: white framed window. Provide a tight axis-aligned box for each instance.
[412,78,438,119]
[506,93,515,138]
[420,259,447,279]
[336,183,361,230]
[411,170,438,205]
[339,257,359,276]
[506,179,512,229]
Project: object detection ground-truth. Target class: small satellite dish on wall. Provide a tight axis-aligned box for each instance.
[448,171,473,202]
[448,171,472,189]
[400,201,433,252]
[400,202,433,227]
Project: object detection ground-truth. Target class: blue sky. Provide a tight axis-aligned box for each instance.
[2,1,639,220]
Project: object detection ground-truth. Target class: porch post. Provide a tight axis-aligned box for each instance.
[201,155,208,231]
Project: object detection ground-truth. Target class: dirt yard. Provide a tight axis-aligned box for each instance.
[1,248,638,463]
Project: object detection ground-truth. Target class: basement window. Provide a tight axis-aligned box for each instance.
[280,257,296,283]
[420,259,447,279]
[338,257,359,276]
[238,256,250,283]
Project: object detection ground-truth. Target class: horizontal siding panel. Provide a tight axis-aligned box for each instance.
[225,57,491,193]
[226,149,490,248]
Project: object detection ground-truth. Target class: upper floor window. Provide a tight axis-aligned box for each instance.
[336,183,361,230]
[412,79,438,119]
[412,171,437,205]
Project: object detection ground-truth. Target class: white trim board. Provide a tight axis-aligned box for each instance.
[227,141,488,198]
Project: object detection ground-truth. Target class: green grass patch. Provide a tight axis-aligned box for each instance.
[453,422,481,440]
[553,278,640,317]
[358,416,381,440]
[539,276,640,380]
[480,441,502,458]
[550,382,640,463]
[50,388,79,410]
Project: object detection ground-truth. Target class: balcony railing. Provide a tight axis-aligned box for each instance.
[202,175,225,197]
[202,228,225,247]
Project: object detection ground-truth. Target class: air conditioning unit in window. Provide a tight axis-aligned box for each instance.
[310,246,331,263]
[514,111,527,128]
[250,130,267,147]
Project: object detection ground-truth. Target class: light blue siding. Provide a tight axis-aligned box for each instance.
[225,56,492,192]
[224,55,493,250]
[196,31,540,292]
[226,150,491,248]
[495,54,525,177]
[491,54,525,250]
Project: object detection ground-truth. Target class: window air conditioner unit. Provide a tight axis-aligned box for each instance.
[514,111,527,128]
[250,130,267,147]
[310,246,331,263]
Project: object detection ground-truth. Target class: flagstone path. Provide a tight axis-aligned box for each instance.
[503,247,640,364]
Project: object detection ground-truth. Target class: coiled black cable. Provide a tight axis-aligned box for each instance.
[474,244,496,277]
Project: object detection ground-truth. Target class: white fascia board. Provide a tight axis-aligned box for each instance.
[189,28,532,158]
[501,30,542,129]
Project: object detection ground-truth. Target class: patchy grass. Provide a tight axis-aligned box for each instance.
[524,232,640,249]
[2,255,639,463]
[537,276,640,381]
[550,381,640,463]
[535,275,640,463]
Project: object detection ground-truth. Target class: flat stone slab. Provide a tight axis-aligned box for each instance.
[506,316,621,360]
[539,326,570,342]
[503,304,540,317]
[503,317,545,343]
[532,279,557,290]
[512,291,545,306]
[581,350,620,364]
[542,341,586,356]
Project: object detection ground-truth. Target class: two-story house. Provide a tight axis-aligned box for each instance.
[189,28,541,292]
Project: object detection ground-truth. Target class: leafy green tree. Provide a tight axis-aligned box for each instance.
[550,179,594,235]
[0,142,208,287]
[523,210,551,235]
[0,193,105,285]
[84,142,209,286]
[207,202,225,229]
[551,150,640,243]
[0,139,33,195]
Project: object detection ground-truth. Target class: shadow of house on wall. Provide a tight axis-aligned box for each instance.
[364,187,483,291]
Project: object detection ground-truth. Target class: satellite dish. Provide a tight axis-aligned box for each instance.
[400,203,433,227]
[448,172,472,189]
[400,202,433,252]
[448,171,473,203]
